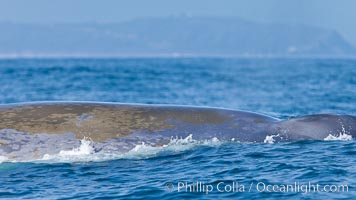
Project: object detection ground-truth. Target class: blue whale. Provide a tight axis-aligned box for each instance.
[0,102,355,161]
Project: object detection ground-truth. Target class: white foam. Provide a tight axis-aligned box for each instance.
[42,137,95,161]
[324,133,352,141]
[38,134,224,163]
[125,134,222,158]
[324,121,353,141]
[263,134,280,144]
[59,137,94,156]
[0,155,8,163]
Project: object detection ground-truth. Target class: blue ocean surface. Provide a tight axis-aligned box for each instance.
[0,58,355,199]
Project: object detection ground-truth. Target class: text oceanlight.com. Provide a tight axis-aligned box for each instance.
[165,181,349,194]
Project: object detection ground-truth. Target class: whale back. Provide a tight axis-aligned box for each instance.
[0,102,280,161]
[273,114,356,141]
[0,102,354,161]
[0,102,238,142]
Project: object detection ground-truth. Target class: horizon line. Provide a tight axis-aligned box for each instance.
[0,53,356,60]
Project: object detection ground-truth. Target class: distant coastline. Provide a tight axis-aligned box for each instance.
[1,16,355,57]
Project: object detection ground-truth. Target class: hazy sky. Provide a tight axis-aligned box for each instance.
[1,0,356,46]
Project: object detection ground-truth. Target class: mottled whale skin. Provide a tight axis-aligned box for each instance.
[0,102,355,161]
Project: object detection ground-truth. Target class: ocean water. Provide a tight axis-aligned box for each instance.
[0,58,355,199]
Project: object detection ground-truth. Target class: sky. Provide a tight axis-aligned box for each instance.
[1,0,356,46]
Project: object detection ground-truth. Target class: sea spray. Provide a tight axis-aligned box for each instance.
[39,134,223,163]
[324,120,353,141]
[263,134,280,144]
[324,133,352,141]
[42,137,95,161]
[0,155,8,163]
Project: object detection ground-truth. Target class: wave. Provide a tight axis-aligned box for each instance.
[0,132,353,164]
